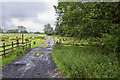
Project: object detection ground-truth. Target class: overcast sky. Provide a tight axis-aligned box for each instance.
[1,0,58,32]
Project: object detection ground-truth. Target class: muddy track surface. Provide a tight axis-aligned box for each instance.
[2,37,65,78]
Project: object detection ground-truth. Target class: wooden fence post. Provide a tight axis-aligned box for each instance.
[3,43,5,56]
[17,40,19,48]
[12,42,13,51]
[22,33,24,45]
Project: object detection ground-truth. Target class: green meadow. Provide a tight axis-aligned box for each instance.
[52,36,119,78]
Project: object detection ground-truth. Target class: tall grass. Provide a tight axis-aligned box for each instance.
[52,44,119,78]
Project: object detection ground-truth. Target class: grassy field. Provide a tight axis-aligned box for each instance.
[52,36,119,78]
[0,33,47,67]
[0,33,47,55]
[0,33,47,45]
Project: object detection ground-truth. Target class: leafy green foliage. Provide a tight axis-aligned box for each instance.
[54,2,120,52]
[34,31,42,34]
[18,26,26,33]
[43,23,54,35]
[20,30,28,33]
[100,34,118,52]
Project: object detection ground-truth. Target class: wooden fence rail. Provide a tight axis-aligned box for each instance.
[0,40,31,56]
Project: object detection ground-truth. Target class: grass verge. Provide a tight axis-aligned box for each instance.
[52,37,119,78]
[2,48,28,67]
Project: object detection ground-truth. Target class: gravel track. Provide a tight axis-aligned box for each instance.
[2,37,65,78]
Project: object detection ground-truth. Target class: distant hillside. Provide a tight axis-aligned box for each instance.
[7,29,18,33]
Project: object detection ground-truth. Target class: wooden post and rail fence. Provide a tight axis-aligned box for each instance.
[0,40,31,56]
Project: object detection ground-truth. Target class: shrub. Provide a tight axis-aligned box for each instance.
[100,34,119,53]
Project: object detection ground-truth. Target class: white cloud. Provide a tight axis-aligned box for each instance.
[37,2,57,21]
[37,2,57,30]
[11,18,44,32]
[2,1,58,32]
[37,12,56,22]
[2,0,58,2]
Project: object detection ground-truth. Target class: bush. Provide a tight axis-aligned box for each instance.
[100,34,119,53]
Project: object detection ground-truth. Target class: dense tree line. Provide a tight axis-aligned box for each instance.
[6,29,28,33]
[7,29,18,33]
[54,2,120,52]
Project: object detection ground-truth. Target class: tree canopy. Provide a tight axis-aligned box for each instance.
[54,2,120,52]
[43,23,54,35]
[34,31,42,34]
[20,30,28,33]
[18,26,26,33]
